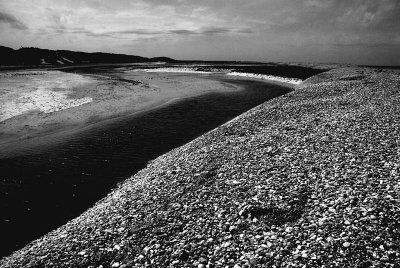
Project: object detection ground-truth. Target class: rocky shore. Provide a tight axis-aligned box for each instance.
[1,67,400,267]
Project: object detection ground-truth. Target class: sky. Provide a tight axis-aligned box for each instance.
[0,0,399,65]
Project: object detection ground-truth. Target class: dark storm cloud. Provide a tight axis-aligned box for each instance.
[0,11,27,30]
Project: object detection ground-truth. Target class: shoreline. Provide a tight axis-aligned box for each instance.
[1,67,399,267]
[0,72,293,258]
[1,70,274,158]
[0,95,191,158]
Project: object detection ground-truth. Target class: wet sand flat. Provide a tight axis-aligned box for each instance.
[0,69,246,157]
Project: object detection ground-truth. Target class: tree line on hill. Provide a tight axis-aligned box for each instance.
[0,46,176,66]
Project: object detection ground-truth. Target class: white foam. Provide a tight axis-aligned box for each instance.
[227,72,302,85]
[0,88,92,122]
[132,67,303,85]
[0,71,94,122]
[133,67,212,74]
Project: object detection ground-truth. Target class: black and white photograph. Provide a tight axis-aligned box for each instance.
[0,0,399,267]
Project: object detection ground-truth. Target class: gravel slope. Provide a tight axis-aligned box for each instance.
[1,67,400,267]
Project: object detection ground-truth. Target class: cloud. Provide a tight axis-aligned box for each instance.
[270,0,400,33]
[106,29,165,35]
[169,29,196,35]
[334,42,400,48]
[0,0,398,64]
[168,27,252,36]
[96,26,253,37]
[0,11,27,30]
[200,26,230,35]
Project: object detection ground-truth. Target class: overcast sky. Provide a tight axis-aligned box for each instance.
[0,0,399,65]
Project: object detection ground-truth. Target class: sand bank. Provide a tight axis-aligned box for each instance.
[0,69,254,157]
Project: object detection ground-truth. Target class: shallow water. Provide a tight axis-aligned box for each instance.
[0,77,291,258]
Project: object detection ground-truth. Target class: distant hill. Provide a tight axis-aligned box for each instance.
[0,45,177,66]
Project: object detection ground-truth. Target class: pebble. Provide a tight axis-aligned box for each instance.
[198,257,208,263]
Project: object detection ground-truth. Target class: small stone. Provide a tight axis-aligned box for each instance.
[249,257,258,265]
[233,264,241,268]
[199,257,208,263]
[222,241,231,248]
[179,250,190,261]
[111,262,120,268]
[198,264,205,268]
[143,246,150,254]
[113,245,121,250]
[343,242,350,248]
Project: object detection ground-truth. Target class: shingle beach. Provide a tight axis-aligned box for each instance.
[1,67,400,267]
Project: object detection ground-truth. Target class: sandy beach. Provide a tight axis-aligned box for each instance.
[0,68,253,157]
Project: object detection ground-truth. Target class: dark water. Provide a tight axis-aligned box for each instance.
[0,78,291,258]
